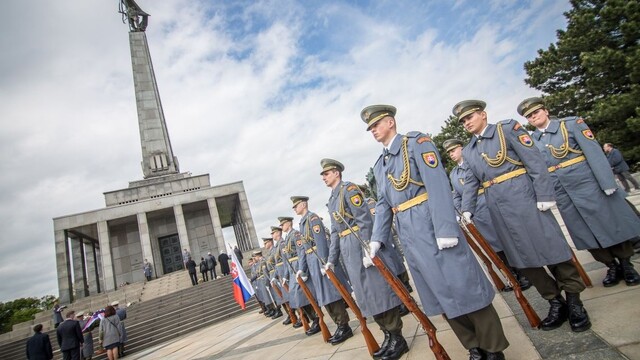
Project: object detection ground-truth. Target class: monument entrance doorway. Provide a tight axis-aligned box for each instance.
[159,234,183,274]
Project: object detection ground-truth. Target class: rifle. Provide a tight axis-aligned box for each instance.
[569,249,593,288]
[334,212,450,360]
[270,275,298,324]
[458,216,541,328]
[282,244,331,342]
[309,246,380,356]
[459,226,507,291]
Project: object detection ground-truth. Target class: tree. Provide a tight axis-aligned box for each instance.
[524,0,640,169]
[0,296,59,334]
[432,116,472,172]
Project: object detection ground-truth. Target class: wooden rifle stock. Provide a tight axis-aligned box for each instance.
[460,228,507,291]
[297,276,331,342]
[326,267,380,355]
[332,210,449,360]
[298,308,310,331]
[570,249,593,288]
[272,282,298,324]
[460,220,541,328]
[371,256,451,360]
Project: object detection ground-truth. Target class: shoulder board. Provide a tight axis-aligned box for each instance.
[559,116,581,123]
[405,131,421,138]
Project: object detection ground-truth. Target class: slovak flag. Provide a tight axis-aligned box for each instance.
[228,243,255,309]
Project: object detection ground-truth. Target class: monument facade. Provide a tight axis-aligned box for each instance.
[53,0,259,304]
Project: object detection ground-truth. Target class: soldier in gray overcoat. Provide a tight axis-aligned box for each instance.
[292,197,353,345]
[443,138,531,292]
[322,158,408,360]
[261,237,284,319]
[270,226,301,326]
[362,104,508,360]
[278,219,321,336]
[518,97,640,287]
[455,99,590,333]
[250,251,274,317]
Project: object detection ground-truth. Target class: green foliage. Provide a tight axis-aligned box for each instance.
[524,0,640,169]
[431,116,472,172]
[0,296,58,334]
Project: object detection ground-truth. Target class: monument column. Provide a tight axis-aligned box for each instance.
[72,238,89,299]
[238,190,259,250]
[173,205,191,254]
[137,212,154,268]
[207,198,225,254]
[55,230,73,304]
[97,220,116,292]
[85,241,98,295]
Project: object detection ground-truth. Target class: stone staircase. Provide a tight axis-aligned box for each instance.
[0,272,256,360]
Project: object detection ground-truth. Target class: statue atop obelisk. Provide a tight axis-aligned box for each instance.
[119,0,179,179]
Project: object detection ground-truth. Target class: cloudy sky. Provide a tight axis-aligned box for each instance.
[0,0,571,302]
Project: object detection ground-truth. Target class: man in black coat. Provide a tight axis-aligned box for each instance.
[186,258,198,285]
[26,324,53,360]
[218,252,230,276]
[56,310,83,360]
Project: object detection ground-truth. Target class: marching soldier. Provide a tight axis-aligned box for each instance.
[278,218,321,336]
[455,99,590,333]
[362,105,508,360]
[322,158,408,360]
[443,138,531,291]
[517,97,640,287]
[292,196,354,345]
[261,237,284,319]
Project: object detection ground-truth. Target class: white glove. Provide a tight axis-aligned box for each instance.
[437,237,459,250]
[537,201,556,211]
[456,215,461,222]
[281,278,288,286]
[295,270,303,279]
[462,212,473,223]
[320,267,327,276]
[604,188,616,196]
[362,255,374,268]
[369,241,382,258]
[270,278,277,285]
[325,262,335,272]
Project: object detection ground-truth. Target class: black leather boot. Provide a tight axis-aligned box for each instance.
[515,270,532,290]
[330,324,353,345]
[282,315,291,325]
[485,350,506,360]
[373,330,390,359]
[305,318,320,336]
[380,333,409,360]
[468,347,484,360]
[292,319,302,328]
[271,307,283,319]
[398,304,410,317]
[566,292,591,332]
[620,258,640,286]
[602,261,621,287]
[264,308,274,317]
[540,295,568,331]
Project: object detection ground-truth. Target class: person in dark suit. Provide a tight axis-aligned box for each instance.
[56,310,83,360]
[26,324,53,360]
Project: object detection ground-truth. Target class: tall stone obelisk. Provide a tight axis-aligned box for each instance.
[120,0,179,178]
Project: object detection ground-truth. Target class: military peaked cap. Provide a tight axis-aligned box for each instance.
[270,226,282,234]
[262,237,273,243]
[291,196,309,208]
[443,138,465,152]
[360,104,397,130]
[320,158,345,174]
[277,217,293,225]
[517,97,545,117]
[452,100,486,122]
